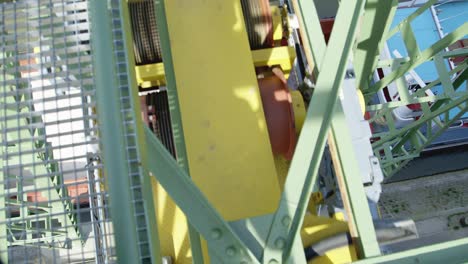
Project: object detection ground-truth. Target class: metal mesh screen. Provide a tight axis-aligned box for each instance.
[1,0,116,263]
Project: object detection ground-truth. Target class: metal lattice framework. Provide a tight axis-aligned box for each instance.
[357,0,468,178]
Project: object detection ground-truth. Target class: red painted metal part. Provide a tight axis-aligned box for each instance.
[258,70,297,160]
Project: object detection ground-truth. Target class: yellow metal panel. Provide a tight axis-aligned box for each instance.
[309,245,357,264]
[301,215,349,247]
[135,62,166,88]
[135,46,297,88]
[152,178,194,263]
[271,6,283,41]
[251,46,296,75]
[165,0,280,221]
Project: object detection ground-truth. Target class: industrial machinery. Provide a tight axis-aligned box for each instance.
[0,0,467,263]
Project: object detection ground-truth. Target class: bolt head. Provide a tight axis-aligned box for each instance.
[225,246,237,257]
[210,228,222,240]
[275,238,286,249]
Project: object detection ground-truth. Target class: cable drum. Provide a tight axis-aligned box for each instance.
[129,0,163,65]
[240,0,274,50]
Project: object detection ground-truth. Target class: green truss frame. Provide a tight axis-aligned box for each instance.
[89,0,468,263]
[358,0,468,178]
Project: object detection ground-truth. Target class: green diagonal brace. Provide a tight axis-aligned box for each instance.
[262,0,367,262]
[290,0,390,258]
[330,103,381,257]
[386,0,437,39]
[144,127,259,263]
[354,0,398,91]
[152,0,204,261]
[294,0,326,77]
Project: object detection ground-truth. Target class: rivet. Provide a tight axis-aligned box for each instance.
[211,228,222,240]
[282,216,291,227]
[226,246,237,257]
[275,238,286,249]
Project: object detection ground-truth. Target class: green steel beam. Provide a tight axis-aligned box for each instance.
[329,102,381,258]
[386,0,437,39]
[0,151,6,264]
[373,68,468,150]
[262,1,367,262]
[401,22,420,59]
[374,98,468,177]
[378,74,468,178]
[354,0,398,91]
[393,68,468,148]
[431,64,468,111]
[293,0,326,77]
[374,93,468,150]
[118,1,162,263]
[366,59,467,111]
[144,127,259,263]
[383,103,468,177]
[89,0,160,262]
[354,237,468,264]
[383,106,468,177]
[292,0,389,258]
[0,61,8,263]
[152,0,204,262]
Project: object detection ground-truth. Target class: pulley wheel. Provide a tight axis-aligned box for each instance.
[129,0,163,65]
[258,73,297,160]
[240,0,274,50]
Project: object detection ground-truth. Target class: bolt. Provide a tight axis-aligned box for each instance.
[269,259,279,264]
[275,238,286,249]
[282,216,291,227]
[226,246,237,257]
[211,228,222,240]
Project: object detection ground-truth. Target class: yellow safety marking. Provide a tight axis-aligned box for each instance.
[252,46,296,77]
[165,0,280,221]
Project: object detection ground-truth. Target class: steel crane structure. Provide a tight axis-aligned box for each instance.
[0,0,467,263]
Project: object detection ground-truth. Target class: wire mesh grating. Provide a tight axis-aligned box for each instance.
[1,0,117,263]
